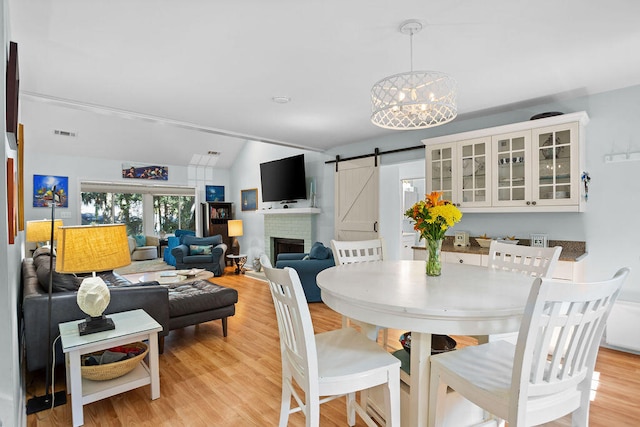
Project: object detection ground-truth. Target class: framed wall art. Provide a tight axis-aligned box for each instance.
[7,158,16,244]
[33,174,69,207]
[241,188,258,211]
[122,163,168,180]
[206,185,225,202]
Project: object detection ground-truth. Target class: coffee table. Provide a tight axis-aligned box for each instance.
[125,269,214,285]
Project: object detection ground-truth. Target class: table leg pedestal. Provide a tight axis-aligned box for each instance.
[409,332,432,427]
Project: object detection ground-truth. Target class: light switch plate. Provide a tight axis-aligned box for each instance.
[530,233,548,247]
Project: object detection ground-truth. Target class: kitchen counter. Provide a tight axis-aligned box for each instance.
[412,237,587,262]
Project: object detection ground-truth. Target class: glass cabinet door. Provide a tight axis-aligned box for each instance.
[426,144,456,203]
[492,131,531,206]
[458,137,491,207]
[532,122,579,205]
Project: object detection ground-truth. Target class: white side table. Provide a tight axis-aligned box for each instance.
[59,309,163,427]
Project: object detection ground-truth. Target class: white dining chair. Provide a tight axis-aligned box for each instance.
[330,238,389,346]
[487,240,562,278]
[263,264,401,427]
[483,241,563,345]
[428,267,629,427]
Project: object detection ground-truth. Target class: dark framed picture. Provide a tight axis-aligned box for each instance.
[33,174,68,207]
[206,185,225,202]
[241,188,258,211]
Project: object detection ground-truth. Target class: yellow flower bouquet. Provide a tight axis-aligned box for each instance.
[405,192,462,275]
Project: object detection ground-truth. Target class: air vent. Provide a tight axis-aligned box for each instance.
[54,129,77,137]
[207,151,221,156]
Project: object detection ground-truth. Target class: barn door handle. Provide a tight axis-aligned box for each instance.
[373,221,378,232]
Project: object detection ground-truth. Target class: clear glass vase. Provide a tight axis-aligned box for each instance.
[425,238,443,276]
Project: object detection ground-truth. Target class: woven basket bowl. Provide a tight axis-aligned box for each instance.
[81,342,148,381]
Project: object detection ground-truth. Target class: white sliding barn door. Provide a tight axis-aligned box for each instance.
[334,157,379,240]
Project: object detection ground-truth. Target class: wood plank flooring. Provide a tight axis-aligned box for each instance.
[26,267,640,426]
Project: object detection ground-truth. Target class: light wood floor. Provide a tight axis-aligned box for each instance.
[26,267,640,426]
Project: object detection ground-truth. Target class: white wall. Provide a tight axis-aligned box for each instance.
[228,140,334,262]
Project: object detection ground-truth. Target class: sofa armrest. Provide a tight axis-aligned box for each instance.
[277,253,308,261]
[171,244,189,263]
[22,284,169,372]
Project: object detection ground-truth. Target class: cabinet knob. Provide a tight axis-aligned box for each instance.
[459,259,464,264]
[532,201,537,206]
[526,201,531,206]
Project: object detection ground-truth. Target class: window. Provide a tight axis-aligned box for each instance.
[153,195,195,235]
[81,192,144,235]
[80,182,196,236]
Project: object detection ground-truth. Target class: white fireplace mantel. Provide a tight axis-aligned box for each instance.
[257,207,321,215]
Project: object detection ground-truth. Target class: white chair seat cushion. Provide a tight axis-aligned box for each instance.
[431,339,515,418]
[316,328,400,395]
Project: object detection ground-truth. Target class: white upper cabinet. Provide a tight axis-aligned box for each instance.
[423,111,589,213]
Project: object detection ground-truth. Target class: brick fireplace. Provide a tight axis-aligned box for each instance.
[263,213,316,264]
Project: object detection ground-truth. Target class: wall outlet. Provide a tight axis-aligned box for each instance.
[530,233,548,247]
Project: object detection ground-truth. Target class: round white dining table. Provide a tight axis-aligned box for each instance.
[316,260,535,427]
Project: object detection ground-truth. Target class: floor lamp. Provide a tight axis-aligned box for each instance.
[26,187,67,414]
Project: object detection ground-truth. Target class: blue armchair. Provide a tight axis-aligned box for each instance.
[163,229,196,267]
[275,251,335,302]
[171,234,227,276]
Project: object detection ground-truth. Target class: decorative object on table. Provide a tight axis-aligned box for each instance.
[227,219,243,256]
[121,162,168,180]
[205,185,225,202]
[56,223,132,335]
[399,332,457,355]
[81,342,148,381]
[405,191,462,276]
[474,234,493,248]
[309,180,317,208]
[497,236,519,245]
[26,185,67,414]
[252,257,262,272]
[241,188,258,211]
[33,174,68,207]
[371,19,457,130]
[454,231,470,247]
[581,171,591,200]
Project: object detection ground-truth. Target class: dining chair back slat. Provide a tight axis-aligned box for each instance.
[331,238,386,265]
[488,240,561,278]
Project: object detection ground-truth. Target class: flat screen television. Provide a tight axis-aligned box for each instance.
[260,154,307,203]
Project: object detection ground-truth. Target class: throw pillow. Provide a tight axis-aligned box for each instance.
[309,242,330,260]
[190,244,213,255]
[34,254,81,292]
[182,234,222,247]
[134,234,147,247]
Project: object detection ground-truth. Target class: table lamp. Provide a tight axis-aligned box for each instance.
[228,219,243,256]
[26,219,63,248]
[56,224,131,335]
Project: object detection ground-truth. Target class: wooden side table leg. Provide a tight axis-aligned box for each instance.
[69,350,84,426]
[148,332,160,400]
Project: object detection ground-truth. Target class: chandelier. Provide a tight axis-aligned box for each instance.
[371,20,457,130]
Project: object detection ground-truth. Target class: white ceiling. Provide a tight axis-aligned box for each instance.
[9,0,640,167]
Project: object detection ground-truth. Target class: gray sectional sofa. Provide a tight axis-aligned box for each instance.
[21,248,237,373]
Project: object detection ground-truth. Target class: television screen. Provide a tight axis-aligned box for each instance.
[260,154,307,203]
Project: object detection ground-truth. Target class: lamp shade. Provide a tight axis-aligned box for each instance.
[228,219,244,237]
[55,224,131,274]
[26,219,63,243]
